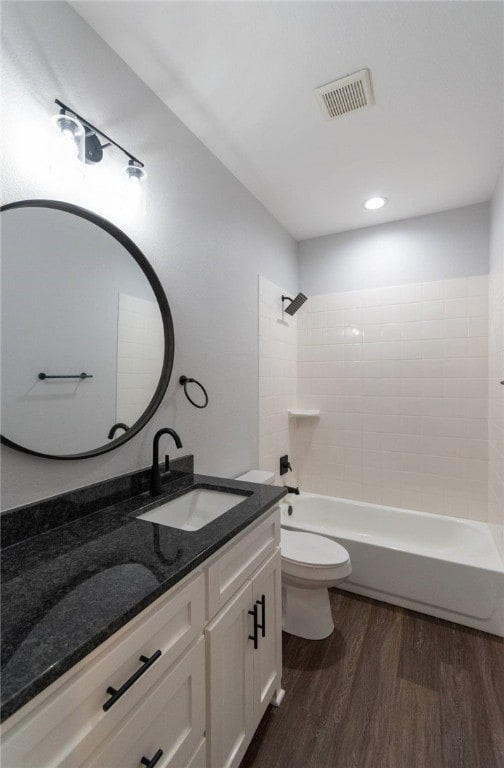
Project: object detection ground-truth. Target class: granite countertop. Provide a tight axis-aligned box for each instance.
[0,459,286,723]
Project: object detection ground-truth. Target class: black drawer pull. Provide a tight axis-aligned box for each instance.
[256,594,266,638]
[103,650,162,711]
[140,749,163,768]
[248,604,259,650]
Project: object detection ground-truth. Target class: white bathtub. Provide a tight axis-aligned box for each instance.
[280,493,504,637]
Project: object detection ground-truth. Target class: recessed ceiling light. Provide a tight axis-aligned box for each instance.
[363,196,388,210]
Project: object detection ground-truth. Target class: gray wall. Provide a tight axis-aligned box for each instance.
[1,1,298,510]
[299,203,490,295]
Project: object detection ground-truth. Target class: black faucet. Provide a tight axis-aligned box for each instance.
[150,428,183,496]
[285,485,300,495]
[107,422,129,440]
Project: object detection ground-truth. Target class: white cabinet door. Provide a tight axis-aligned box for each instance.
[252,549,282,723]
[81,638,205,768]
[206,581,254,768]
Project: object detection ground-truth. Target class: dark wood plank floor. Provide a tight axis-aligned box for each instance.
[241,589,504,768]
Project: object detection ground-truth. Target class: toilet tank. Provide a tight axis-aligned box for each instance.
[235,470,275,485]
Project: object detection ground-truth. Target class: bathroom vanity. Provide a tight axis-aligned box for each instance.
[0,460,286,768]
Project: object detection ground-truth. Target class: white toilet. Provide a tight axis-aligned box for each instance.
[236,470,352,640]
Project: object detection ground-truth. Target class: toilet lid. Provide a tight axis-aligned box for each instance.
[281,529,349,566]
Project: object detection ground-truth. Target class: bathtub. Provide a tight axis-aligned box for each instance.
[280,493,504,637]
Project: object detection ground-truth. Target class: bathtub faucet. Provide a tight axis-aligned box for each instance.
[285,486,300,495]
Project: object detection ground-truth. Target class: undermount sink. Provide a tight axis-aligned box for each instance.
[136,488,248,531]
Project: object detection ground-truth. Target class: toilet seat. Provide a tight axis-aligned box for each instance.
[281,529,350,567]
[281,529,352,586]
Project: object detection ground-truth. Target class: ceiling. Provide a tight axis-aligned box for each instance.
[72,1,504,241]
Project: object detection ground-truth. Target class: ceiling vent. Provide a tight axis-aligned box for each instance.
[315,69,374,120]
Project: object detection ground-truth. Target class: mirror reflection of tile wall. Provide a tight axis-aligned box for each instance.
[116,294,164,428]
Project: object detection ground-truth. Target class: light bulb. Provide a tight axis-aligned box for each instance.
[128,174,142,197]
[52,113,85,163]
[123,162,147,214]
[362,196,388,210]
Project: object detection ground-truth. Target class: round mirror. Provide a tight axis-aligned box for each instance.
[0,200,174,459]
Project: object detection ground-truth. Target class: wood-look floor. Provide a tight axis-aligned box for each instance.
[241,589,504,768]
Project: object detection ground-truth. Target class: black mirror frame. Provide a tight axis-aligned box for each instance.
[0,199,175,460]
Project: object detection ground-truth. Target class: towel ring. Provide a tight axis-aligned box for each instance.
[179,375,209,409]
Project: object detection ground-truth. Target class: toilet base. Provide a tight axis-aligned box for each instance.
[282,584,334,640]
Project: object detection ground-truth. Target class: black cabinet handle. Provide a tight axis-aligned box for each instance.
[256,594,266,638]
[103,650,161,711]
[141,749,163,768]
[248,604,259,650]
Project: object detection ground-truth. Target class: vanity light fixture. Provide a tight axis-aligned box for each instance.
[125,160,147,192]
[362,196,388,210]
[52,99,146,199]
[52,112,85,163]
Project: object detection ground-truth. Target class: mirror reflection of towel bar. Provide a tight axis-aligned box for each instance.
[38,372,93,380]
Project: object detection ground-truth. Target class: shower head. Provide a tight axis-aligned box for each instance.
[282,293,308,316]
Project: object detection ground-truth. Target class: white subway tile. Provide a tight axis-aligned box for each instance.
[326,309,345,327]
[421,359,444,378]
[310,328,327,345]
[422,300,444,320]
[326,327,345,344]
[401,303,423,322]
[381,341,402,360]
[467,275,488,296]
[381,285,403,304]
[341,291,363,309]
[468,294,488,317]
[400,283,423,303]
[401,321,423,340]
[380,304,402,323]
[444,318,468,338]
[422,319,445,339]
[309,295,328,312]
[361,288,383,307]
[361,324,383,343]
[445,277,468,299]
[343,308,363,325]
[444,358,468,378]
[445,297,468,318]
[422,281,444,302]
[325,293,345,310]
[382,323,402,341]
[444,338,468,358]
[467,358,487,377]
[343,343,363,361]
[401,340,423,359]
[310,312,326,329]
[421,339,444,359]
[467,336,488,357]
[468,316,488,337]
[362,306,382,324]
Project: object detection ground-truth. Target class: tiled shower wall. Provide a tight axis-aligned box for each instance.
[258,276,297,485]
[293,276,489,521]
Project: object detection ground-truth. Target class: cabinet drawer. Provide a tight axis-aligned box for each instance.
[81,638,205,768]
[207,508,280,619]
[1,572,205,768]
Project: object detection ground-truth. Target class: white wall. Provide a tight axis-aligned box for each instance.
[488,165,504,557]
[258,277,298,485]
[0,2,298,510]
[299,203,490,295]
